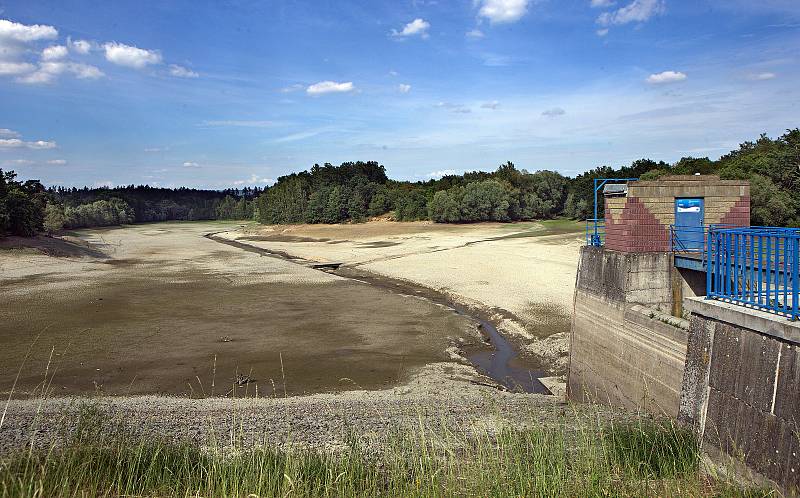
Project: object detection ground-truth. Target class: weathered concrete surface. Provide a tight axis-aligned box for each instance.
[568,246,688,416]
[679,298,800,495]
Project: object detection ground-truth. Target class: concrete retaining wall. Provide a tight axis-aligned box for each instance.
[568,246,689,416]
[679,298,800,494]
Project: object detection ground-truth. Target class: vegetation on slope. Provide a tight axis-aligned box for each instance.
[0,404,769,497]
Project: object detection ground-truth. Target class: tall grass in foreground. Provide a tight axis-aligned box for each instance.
[0,405,770,498]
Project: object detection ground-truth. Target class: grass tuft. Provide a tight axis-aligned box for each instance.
[0,405,772,497]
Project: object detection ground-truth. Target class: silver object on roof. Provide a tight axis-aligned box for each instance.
[603,183,628,196]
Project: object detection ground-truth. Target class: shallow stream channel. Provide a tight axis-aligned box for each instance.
[208,232,551,395]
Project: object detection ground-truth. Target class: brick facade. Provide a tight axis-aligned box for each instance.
[604,176,750,253]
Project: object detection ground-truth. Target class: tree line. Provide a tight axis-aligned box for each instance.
[1,129,798,238]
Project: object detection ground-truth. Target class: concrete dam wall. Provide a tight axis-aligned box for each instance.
[568,246,689,416]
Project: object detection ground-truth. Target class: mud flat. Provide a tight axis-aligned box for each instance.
[221,220,583,377]
[0,222,489,398]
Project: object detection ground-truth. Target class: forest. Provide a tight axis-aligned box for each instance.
[1,129,798,238]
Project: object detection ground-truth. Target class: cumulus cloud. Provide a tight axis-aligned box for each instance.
[748,72,776,81]
[477,0,530,24]
[0,19,57,42]
[481,100,500,109]
[16,61,103,84]
[466,29,485,39]
[391,18,430,38]
[68,38,92,54]
[597,0,665,27]
[542,107,566,117]
[41,45,67,61]
[182,161,200,168]
[0,128,20,138]
[0,61,35,75]
[0,138,57,149]
[646,70,687,84]
[306,80,355,95]
[103,42,161,68]
[169,64,198,78]
[596,28,609,36]
[397,83,411,93]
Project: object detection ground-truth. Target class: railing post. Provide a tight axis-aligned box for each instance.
[793,236,799,321]
[706,228,713,299]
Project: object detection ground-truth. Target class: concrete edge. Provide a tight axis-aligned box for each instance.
[684,297,800,345]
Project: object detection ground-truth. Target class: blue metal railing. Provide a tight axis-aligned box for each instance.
[706,226,800,321]
[670,224,738,267]
[586,218,605,247]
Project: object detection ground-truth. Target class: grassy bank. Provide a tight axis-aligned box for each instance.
[0,405,767,497]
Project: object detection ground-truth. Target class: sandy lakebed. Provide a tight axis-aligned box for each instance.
[0,219,587,452]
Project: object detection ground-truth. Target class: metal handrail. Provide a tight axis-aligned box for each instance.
[585,218,605,247]
[706,226,799,321]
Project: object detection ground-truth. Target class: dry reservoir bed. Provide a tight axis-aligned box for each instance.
[0,222,484,398]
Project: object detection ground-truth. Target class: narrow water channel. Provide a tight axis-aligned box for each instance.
[207,232,551,395]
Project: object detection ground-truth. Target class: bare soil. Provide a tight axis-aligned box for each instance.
[0,222,481,398]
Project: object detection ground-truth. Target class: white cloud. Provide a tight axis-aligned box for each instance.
[596,28,609,36]
[0,138,56,149]
[103,42,162,69]
[646,70,687,84]
[201,120,276,127]
[68,38,92,54]
[232,174,274,186]
[169,64,198,78]
[279,83,304,93]
[0,19,57,42]
[426,169,459,178]
[748,72,776,81]
[144,147,165,152]
[391,18,430,38]
[477,0,530,24]
[3,159,33,165]
[597,0,665,26]
[275,130,324,143]
[41,45,67,61]
[388,70,399,76]
[0,128,20,138]
[0,61,35,75]
[16,61,103,84]
[481,100,500,109]
[306,80,355,95]
[590,0,616,7]
[398,83,411,93]
[466,29,485,39]
[542,107,566,117]
[46,159,67,165]
[435,102,471,113]
[182,161,200,168]
[69,63,104,79]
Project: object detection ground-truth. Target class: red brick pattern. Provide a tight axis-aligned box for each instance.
[720,197,750,227]
[605,197,670,253]
[605,193,751,253]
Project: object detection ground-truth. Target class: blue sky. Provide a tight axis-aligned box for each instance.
[0,0,798,188]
